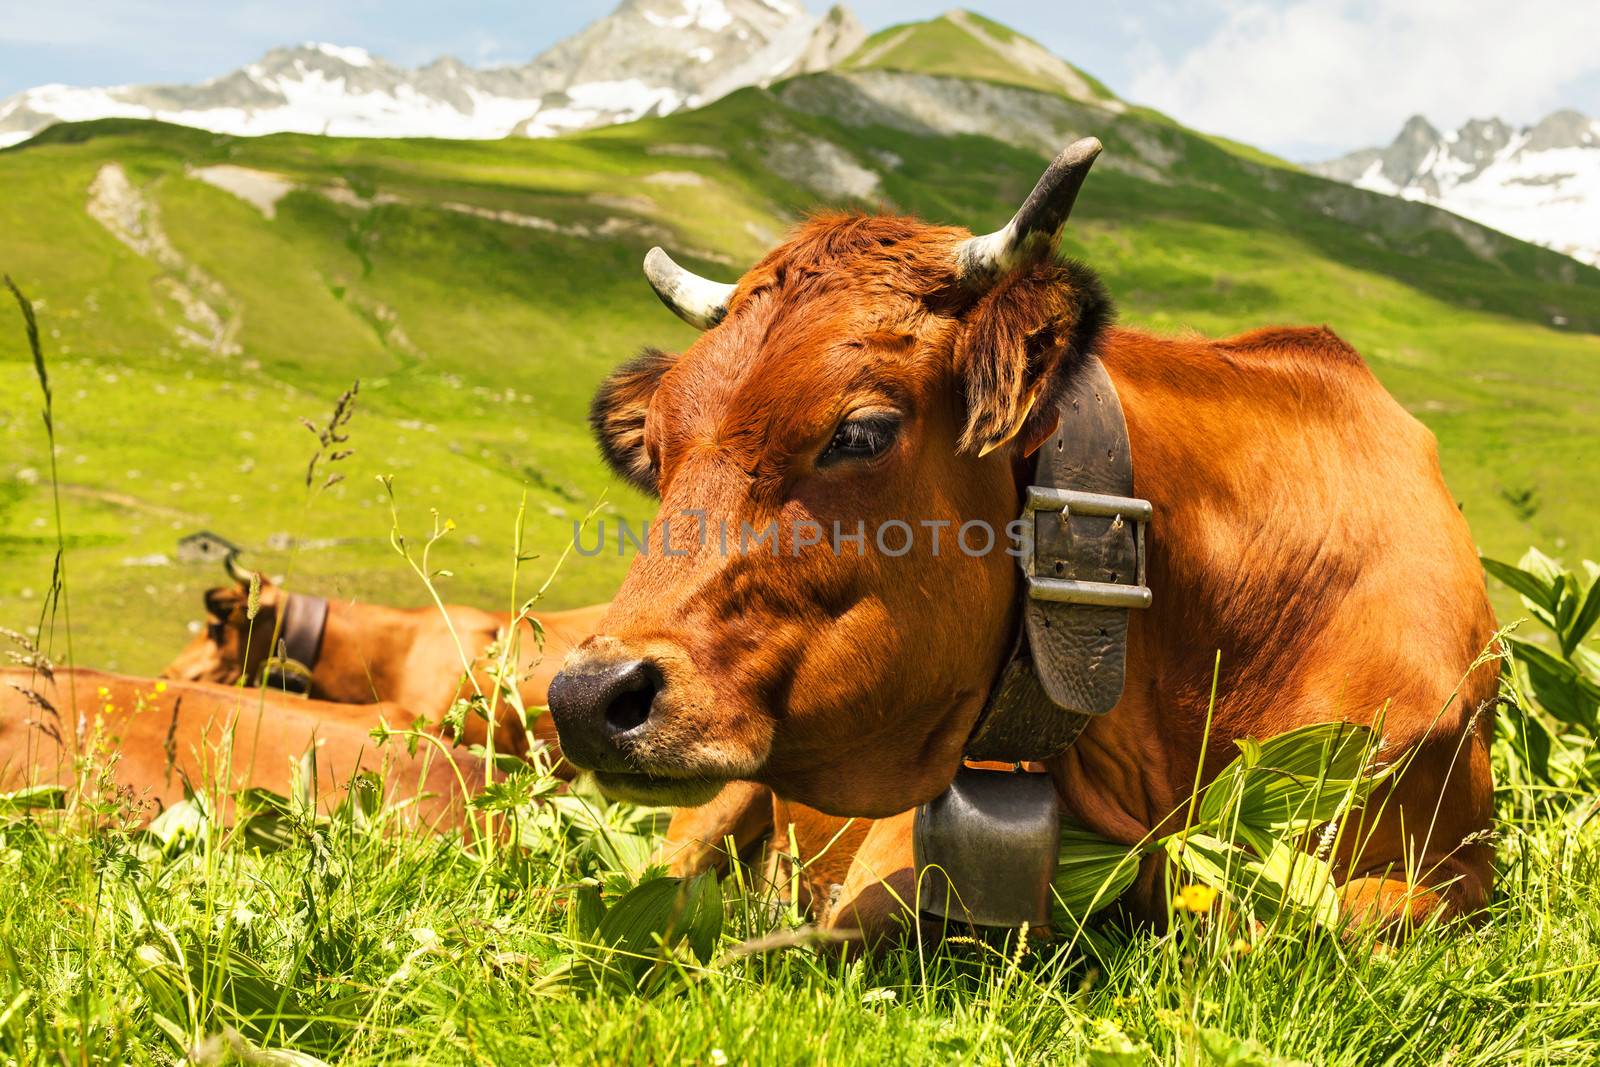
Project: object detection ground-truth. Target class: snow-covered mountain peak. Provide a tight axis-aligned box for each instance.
[303,43,376,68]
[0,0,864,148]
[1313,110,1600,266]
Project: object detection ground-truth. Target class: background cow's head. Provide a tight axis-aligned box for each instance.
[162,557,285,687]
[550,139,1112,817]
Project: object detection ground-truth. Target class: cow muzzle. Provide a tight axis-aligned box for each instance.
[547,648,727,806]
[547,656,663,773]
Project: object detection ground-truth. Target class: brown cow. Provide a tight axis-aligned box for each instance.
[163,571,608,758]
[163,576,773,873]
[548,138,1499,938]
[0,668,485,832]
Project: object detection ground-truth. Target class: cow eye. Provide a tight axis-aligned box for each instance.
[818,412,900,467]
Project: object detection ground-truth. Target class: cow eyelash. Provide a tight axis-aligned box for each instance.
[818,412,901,467]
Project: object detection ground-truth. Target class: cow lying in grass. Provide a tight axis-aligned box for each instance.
[0,665,779,882]
[162,567,608,760]
[548,138,1501,939]
[0,668,482,832]
[161,575,773,874]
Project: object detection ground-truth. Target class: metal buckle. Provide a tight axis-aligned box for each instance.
[1021,486,1152,610]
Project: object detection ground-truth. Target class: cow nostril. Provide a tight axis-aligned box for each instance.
[603,661,661,737]
[606,685,654,734]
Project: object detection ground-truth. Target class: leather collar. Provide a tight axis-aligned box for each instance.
[263,593,329,695]
[963,354,1152,763]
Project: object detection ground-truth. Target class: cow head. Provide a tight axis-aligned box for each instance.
[550,139,1112,817]
[161,557,284,686]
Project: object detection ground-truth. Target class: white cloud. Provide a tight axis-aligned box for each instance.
[1127,0,1600,158]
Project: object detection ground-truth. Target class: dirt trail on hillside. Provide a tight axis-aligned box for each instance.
[188,164,295,218]
[86,163,242,357]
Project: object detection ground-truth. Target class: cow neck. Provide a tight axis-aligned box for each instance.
[962,354,1153,764]
[262,592,329,695]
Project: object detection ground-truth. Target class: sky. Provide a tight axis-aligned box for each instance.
[1,0,1597,160]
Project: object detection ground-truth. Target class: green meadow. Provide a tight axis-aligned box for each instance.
[2,15,1598,669]
[1,12,1599,1063]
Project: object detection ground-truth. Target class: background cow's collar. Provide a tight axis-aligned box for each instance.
[966,353,1152,763]
[263,593,329,695]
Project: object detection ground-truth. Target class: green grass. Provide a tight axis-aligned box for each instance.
[840,10,1118,101]
[1,715,1597,1064]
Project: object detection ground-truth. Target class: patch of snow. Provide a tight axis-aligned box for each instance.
[310,43,374,67]
[520,79,685,137]
[643,0,733,33]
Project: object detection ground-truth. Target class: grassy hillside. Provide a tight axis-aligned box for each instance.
[2,14,1598,674]
[840,9,1119,101]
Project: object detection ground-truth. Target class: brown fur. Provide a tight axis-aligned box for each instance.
[0,668,485,832]
[562,211,1498,940]
[162,582,773,870]
[163,578,609,760]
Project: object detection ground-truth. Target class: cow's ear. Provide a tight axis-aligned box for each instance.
[590,347,677,495]
[203,586,242,621]
[953,259,1112,456]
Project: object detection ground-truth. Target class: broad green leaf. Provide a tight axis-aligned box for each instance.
[1052,823,1144,923]
[1086,1020,1152,1066]
[1198,722,1384,839]
[1167,833,1257,910]
[1564,570,1600,654]
[291,745,318,816]
[1508,636,1600,728]
[567,882,605,941]
[0,784,65,816]
[236,788,301,852]
[144,799,208,850]
[1192,1026,1311,1067]
[1519,546,1565,592]
[1256,840,1340,927]
[1482,556,1556,613]
[1574,645,1600,684]
[679,869,724,964]
[335,770,382,829]
[590,872,724,986]
[588,829,656,880]
[1553,573,1576,633]
[1166,832,1338,928]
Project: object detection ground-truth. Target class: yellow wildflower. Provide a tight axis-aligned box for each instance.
[154,681,168,694]
[1174,883,1219,913]
[103,703,115,714]
[1231,937,1252,955]
[97,686,110,698]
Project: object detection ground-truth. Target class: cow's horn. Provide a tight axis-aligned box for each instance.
[955,137,1102,284]
[224,551,258,586]
[643,247,735,330]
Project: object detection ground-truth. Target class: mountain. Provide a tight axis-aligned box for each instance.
[1313,110,1600,266]
[2,11,1598,672]
[0,0,864,147]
